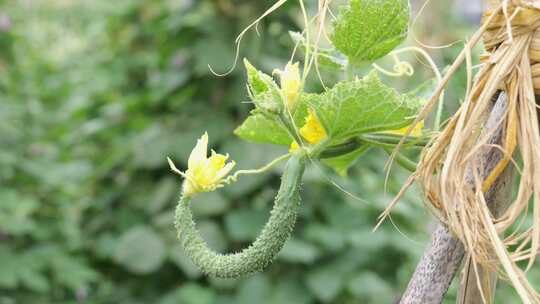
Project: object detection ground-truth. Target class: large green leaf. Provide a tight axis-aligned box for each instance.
[234,95,311,146]
[307,71,422,144]
[234,113,292,146]
[331,0,409,64]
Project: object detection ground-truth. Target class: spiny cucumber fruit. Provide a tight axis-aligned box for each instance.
[174,152,306,278]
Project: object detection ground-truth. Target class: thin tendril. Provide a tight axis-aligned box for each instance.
[411,0,463,50]
[224,153,292,183]
[209,0,288,77]
[387,46,444,131]
[379,46,443,195]
[309,157,371,205]
[372,54,414,77]
[299,0,311,84]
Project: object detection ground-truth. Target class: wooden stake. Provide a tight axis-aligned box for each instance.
[399,92,513,304]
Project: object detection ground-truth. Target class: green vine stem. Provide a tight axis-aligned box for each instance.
[381,146,418,172]
[174,151,306,278]
[320,133,429,159]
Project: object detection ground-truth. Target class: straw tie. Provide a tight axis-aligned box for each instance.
[411,2,540,302]
[482,4,540,92]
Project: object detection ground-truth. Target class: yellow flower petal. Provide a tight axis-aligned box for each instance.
[300,110,327,144]
[215,161,236,181]
[188,132,208,169]
[275,61,301,111]
[208,150,227,171]
[289,141,300,152]
[181,132,235,196]
[289,110,327,151]
[386,121,424,137]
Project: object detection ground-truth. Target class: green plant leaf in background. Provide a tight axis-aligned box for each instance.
[159,283,216,304]
[331,0,410,64]
[347,272,394,303]
[307,71,422,145]
[113,226,166,274]
[0,190,39,236]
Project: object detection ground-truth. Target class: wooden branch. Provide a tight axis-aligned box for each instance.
[399,224,465,304]
[458,91,540,303]
[399,92,512,304]
[457,165,513,304]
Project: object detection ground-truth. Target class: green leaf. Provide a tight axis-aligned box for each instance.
[304,250,363,302]
[331,0,410,63]
[234,113,292,146]
[347,272,394,302]
[305,265,344,302]
[145,177,177,214]
[191,191,230,217]
[323,145,369,176]
[244,58,275,96]
[198,220,227,252]
[235,275,272,304]
[224,208,267,242]
[169,244,202,279]
[50,255,98,292]
[19,269,49,293]
[234,95,311,146]
[308,71,422,144]
[278,238,320,264]
[114,226,166,274]
[159,283,216,304]
[0,189,39,236]
[303,224,347,252]
[270,277,313,304]
[0,247,19,288]
[244,59,282,114]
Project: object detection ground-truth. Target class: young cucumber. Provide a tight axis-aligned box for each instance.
[174,152,306,278]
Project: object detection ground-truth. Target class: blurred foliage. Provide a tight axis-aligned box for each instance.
[0,0,537,303]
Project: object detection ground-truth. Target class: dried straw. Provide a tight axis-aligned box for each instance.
[382,2,540,303]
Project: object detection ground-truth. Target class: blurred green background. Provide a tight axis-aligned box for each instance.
[1,0,537,303]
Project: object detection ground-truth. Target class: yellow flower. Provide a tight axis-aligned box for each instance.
[386,120,424,137]
[168,132,235,197]
[274,61,301,111]
[290,110,327,151]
